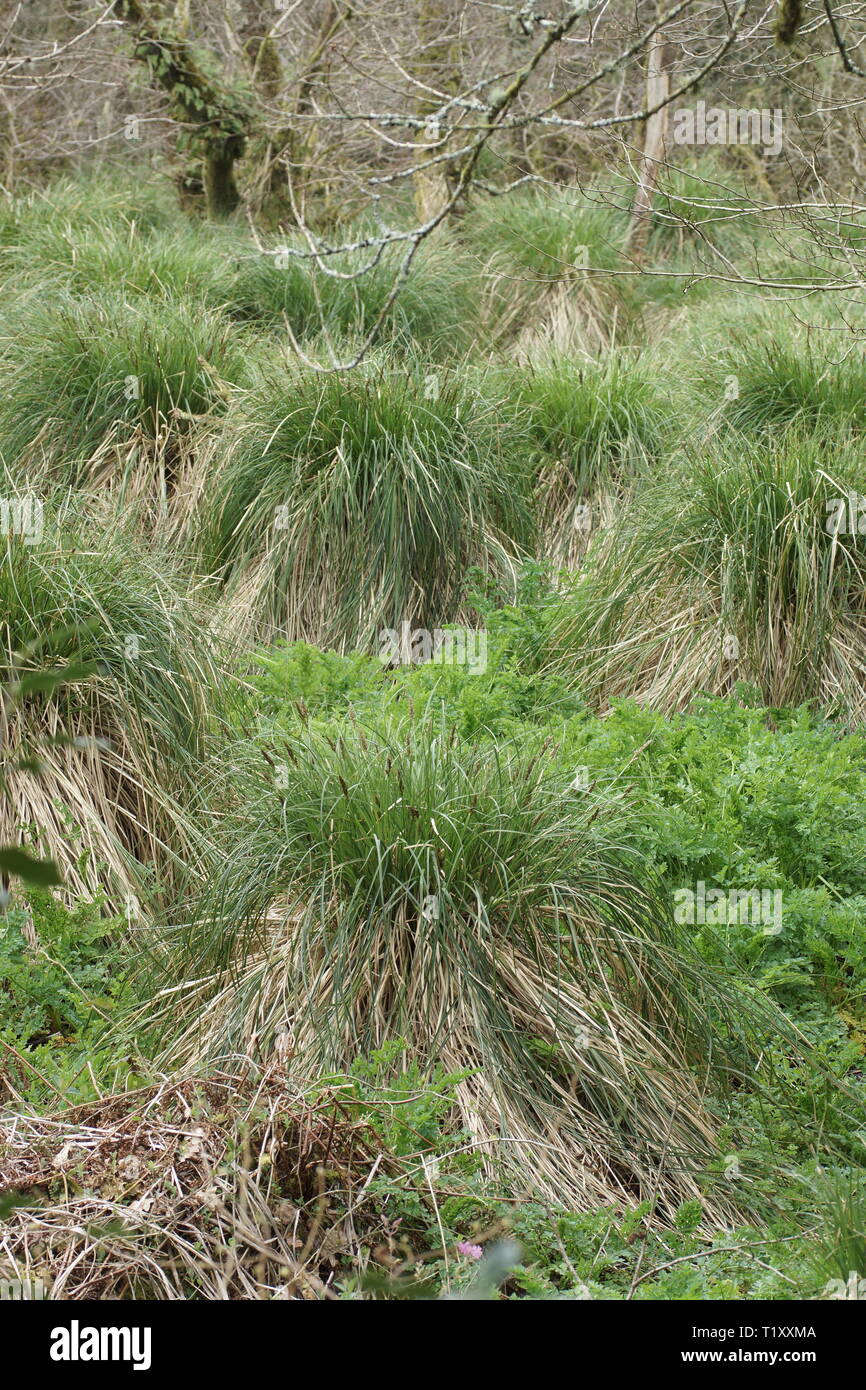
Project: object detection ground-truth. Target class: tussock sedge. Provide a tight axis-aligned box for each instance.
[647,158,765,260]
[143,721,791,1219]
[464,186,633,351]
[0,181,481,361]
[712,324,866,436]
[465,185,626,285]
[496,351,670,567]
[546,430,866,718]
[0,523,219,905]
[226,227,482,356]
[0,215,230,306]
[198,362,533,647]
[0,292,247,493]
[0,170,182,257]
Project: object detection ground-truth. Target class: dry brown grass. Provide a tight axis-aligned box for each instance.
[0,1068,416,1300]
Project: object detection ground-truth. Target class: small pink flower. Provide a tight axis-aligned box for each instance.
[456,1241,483,1260]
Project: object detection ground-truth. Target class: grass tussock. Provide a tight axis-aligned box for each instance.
[199,363,533,647]
[648,159,765,260]
[0,524,220,904]
[226,229,481,356]
[713,324,866,436]
[147,721,765,1217]
[0,170,181,258]
[0,292,247,490]
[0,215,229,306]
[547,430,866,717]
[0,172,481,360]
[498,352,670,565]
[464,187,632,349]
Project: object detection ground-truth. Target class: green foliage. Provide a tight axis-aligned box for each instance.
[464,185,625,281]
[716,323,866,435]
[240,571,581,738]
[516,353,667,471]
[649,159,761,257]
[380,568,583,736]
[317,1059,841,1300]
[226,229,482,355]
[322,1040,475,1161]
[0,889,123,1047]
[0,848,61,889]
[244,640,386,719]
[546,697,866,1056]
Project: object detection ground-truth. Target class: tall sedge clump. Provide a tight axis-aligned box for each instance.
[648,159,761,260]
[712,325,866,437]
[1,218,233,305]
[546,430,866,718]
[0,170,182,267]
[226,228,481,357]
[465,185,625,284]
[0,167,233,303]
[0,291,246,490]
[200,362,533,647]
[464,187,631,349]
[0,518,220,906]
[149,721,759,1216]
[498,352,669,565]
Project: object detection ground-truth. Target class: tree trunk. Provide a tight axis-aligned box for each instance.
[205,146,241,219]
[412,0,458,221]
[114,0,251,218]
[626,26,672,260]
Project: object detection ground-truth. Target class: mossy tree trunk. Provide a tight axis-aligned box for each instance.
[113,0,252,219]
[204,141,242,218]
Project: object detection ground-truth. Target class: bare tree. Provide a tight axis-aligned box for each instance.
[5,1,866,347]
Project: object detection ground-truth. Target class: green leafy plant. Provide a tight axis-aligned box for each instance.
[0,889,124,1048]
